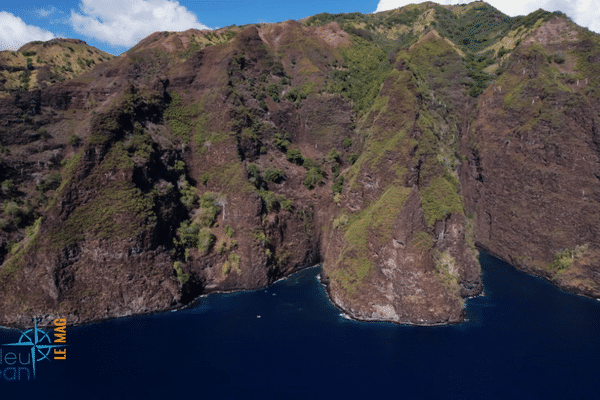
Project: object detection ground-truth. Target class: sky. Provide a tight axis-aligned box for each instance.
[0,0,598,56]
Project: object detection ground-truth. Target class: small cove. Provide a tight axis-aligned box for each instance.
[1,251,599,399]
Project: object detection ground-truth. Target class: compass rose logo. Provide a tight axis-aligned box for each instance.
[4,316,67,379]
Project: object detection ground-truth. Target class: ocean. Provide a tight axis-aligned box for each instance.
[1,251,599,399]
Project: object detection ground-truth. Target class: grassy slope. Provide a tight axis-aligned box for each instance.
[0,39,114,96]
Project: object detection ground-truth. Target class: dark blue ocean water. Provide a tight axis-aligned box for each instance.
[1,252,599,399]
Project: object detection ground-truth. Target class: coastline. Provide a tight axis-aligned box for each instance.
[0,263,323,330]
[3,250,597,331]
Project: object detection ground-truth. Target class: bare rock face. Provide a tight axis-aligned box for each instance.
[326,188,473,325]
[464,23,600,298]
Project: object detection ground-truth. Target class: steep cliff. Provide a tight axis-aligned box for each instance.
[0,2,598,327]
[464,18,600,297]
[323,30,481,324]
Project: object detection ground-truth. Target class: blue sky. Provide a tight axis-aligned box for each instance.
[1,1,598,55]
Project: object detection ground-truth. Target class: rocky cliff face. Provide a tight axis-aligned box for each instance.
[464,18,600,297]
[0,2,599,327]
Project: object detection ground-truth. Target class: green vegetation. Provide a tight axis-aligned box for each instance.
[342,138,353,150]
[97,143,134,174]
[68,134,81,147]
[463,51,495,97]
[173,261,190,285]
[195,192,221,228]
[303,168,324,190]
[332,214,349,229]
[332,185,411,295]
[229,253,241,271]
[348,185,411,248]
[280,198,293,211]
[328,37,391,115]
[420,175,463,227]
[333,193,341,205]
[552,53,565,64]
[36,172,62,193]
[3,201,21,217]
[197,227,216,254]
[412,231,433,250]
[54,152,81,200]
[500,45,573,126]
[169,185,223,259]
[164,91,197,140]
[174,160,186,172]
[302,157,320,171]
[284,87,305,104]
[222,262,231,275]
[0,218,42,278]
[305,12,367,27]
[0,198,35,229]
[286,148,304,165]
[433,250,462,303]
[199,172,210,186]
[382,7,422,28]
[354,69,415,173]
[201,161,255,194]
[1,5,591,313]
[222,252,242,276]
[19,70,31,90]
[49,180,155,246]
[433,3,516,53]
[264,168,285,183]
[266,83,280,102]
[125,129,154,161]
[572,28,600,93]
[332,176,345,194]
[325,149,341,165]
[179,179,198,210]
[174,201,219,257]
[257,189,290,213]
[497,46,510,58]
[550,244,589,271]
[251,227,269,246]
[272,132,291,151]
[347,153,358,165]
[2,180,16,198]
[0,40,113,94]
[247,163,264,189]
[517,9,563,29]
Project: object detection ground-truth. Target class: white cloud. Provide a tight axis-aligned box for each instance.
[0,11,55,51]
[374,0,600,34]
[36,6,58,18]
[70,0,211,48]
[36,6,69,25]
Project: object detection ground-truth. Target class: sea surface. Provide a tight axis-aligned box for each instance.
[1,252,599,399]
